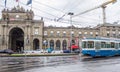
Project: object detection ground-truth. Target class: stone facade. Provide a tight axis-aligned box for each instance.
[0,6,120,52]
[0,6,44,52]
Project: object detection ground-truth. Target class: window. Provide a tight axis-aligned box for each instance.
[106,42,110,48]
[57,31,60,36]
[107,31,110,36]
[87,41,94,48]
[106,29,110,31]
[79,34,82,37]
[79,32,82,37]
[113,26,115,28]
[96,32,98,37]
[90,32,93,36]
[101,42,106,48]
[82,41,94,48]
[34,28,39,35]
[44,31,47,36]
[119,43,120,48]
[107,33,110,36]
[71,31,74,37]
[113,34,116,37]
[50,31,54,36]
[111,42,115,48]
[63,31,66,37]
[82,41,87,48]
[84,32,87,37]
[112,29,116,31]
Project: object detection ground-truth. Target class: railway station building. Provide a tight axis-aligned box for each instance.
[0,6,120,52]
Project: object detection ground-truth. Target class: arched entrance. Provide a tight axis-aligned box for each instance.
[43,40,48,49]
[9,27,24,52]
[62,40,67,50]
[49,40,54,49]
[71,39,75,45]
[56,40,61,50]
[33,39,39,50]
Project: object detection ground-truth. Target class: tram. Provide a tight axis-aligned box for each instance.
[81,37,120,57]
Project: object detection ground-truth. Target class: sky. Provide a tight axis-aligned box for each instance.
[0,0,120,27]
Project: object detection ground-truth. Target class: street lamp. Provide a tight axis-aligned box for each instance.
[43,40,47,53]
[68,12,74,53]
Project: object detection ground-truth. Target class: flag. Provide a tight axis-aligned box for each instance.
[16,0,19,2]
[4,0,7,7]
[68,37,70,48]
[75,37,78,46]
[26,0,32,5]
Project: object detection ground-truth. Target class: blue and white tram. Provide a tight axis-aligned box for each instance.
[81,38,120,57]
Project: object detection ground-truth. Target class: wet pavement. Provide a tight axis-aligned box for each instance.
[0,55,120,72]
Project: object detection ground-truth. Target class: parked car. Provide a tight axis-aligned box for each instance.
[73,48,80,53]
[24,50,41,54]
[51,50,63,54]
[0,49,14,54]
[63,50,71,53]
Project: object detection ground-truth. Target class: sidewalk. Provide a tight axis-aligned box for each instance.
[0,53,79,57]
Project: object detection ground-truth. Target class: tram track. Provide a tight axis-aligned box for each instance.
[0,56,78,72]
[79,55,120,67]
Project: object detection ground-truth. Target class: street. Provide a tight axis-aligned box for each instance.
[0,55,120,72]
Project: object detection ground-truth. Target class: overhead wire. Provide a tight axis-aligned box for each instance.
[33,0,65,13]
[0,0,101,27]
[19,2,60,19]
[33,0,102,24]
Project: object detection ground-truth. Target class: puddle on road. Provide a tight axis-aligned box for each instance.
[0,55,79,72]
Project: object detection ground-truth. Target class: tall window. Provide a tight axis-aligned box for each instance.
[119,32,120,37]
[50,31,54,36]
[96,32,98,37]
[90,32,93,37]
[107,31,110,37]
[57,31,60,36]
[119,43,120,48]
[34,28,39,35]
[84,32,87,37]
[112,31,116,37]
[79,32,82,37]
[82,41,87,48]
[44,31,47,36]
[63,31,66,37]
[56,40,61,50]
[71,31,74,37]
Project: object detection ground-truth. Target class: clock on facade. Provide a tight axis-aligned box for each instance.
[16,15,19,18]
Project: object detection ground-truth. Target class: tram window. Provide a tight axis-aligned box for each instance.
[111,42,115,48]
[101,42,106,48]
[106,42,110,48]
[118,43,120,48]
[88,41,94,48]
[82,41,87,48]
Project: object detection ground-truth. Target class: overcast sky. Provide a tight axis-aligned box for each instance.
[0,0,120,27]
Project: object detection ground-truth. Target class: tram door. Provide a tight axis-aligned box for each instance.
[115,43,119,49]
[95,41,101,50]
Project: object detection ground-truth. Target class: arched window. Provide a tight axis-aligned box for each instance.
[62,40,67,50]
[43,40,48,49]
[71,39,75,45]
[56,40,61,50]
[49,40,54,49]
[33,39,39,50]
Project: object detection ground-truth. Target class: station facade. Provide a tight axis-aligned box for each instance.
[0,6,120,52]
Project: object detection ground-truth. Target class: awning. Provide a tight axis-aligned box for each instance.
[71,45,79,49]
